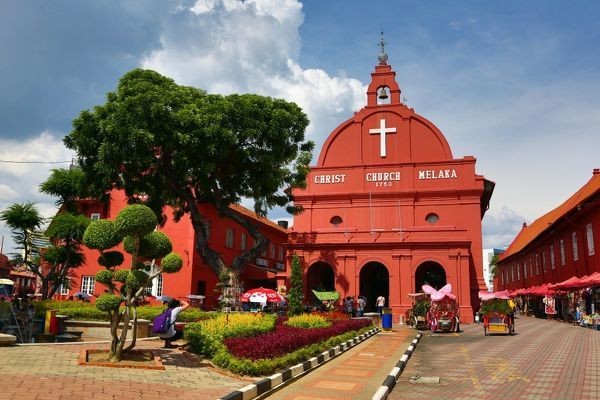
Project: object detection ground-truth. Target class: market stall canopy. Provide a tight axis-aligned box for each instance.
[548,275,585,290]
[529,283,556,296]
[311,290,340,302]
[575,272,600,288]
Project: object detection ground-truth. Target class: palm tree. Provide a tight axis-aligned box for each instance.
[0,202,44,267]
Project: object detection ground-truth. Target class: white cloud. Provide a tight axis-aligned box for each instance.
[141,0,365,149]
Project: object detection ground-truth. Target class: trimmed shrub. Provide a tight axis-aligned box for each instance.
[83,219,120,250]
[285,313,331,329]
[161,252,183,273]
[114,204,157,237]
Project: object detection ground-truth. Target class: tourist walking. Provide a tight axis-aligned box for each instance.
[376,295,385,316]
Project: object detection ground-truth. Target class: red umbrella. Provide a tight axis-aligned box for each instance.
[241,287,283,303]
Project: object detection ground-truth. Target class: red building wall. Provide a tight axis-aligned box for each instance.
[69,190,288,309]
[495,170,600,291]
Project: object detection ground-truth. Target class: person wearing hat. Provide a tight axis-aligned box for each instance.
[158,298,190,348]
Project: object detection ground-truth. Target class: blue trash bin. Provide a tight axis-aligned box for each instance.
[382,308,392,331]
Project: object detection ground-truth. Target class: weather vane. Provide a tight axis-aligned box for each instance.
[378,30,388,64]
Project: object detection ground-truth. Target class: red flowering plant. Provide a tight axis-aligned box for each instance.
[224,316,371,360]
[311,309,349,322]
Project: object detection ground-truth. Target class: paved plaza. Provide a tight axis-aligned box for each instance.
[0,316,598,399]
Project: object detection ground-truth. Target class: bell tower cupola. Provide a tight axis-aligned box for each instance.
[367,32,402,107]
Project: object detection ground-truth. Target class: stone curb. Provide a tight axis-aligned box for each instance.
[371,330,423,400]
[219,327,381,400]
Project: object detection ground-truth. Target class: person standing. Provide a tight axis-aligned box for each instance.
[357,296,366,317]
[159,298,190,348]
[376,295,385,316]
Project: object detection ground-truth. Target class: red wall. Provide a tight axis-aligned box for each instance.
[69,190,288,309]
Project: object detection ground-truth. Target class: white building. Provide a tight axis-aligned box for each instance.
[482,248,505,292]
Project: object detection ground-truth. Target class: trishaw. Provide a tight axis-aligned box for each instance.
[478,290,514,336]
[405,292,430,330]
[423,284,459,333]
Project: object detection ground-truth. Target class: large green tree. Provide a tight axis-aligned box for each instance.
[64,69,313,280]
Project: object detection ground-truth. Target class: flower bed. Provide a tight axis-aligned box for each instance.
[226,317,370,360]
[185,313,373,376]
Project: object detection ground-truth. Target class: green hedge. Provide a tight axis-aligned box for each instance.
[23,300,213,322]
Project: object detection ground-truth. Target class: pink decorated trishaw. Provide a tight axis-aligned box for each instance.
[478,290,514,336]
[423,284,460,333]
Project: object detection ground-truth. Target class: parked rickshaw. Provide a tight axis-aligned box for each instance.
[478,290,514,336]
[423,284,459,333]
[405,292,430,330]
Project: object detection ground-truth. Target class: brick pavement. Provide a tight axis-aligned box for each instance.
[0,327,417,400]
[0,338,254,400]
[387,315,600,400]
[262,326,415,400]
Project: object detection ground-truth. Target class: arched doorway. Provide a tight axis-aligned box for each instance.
[306,262,335,307]
[359,262,389,312]
[415,261,447,291]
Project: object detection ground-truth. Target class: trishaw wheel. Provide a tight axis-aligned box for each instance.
[410,316,417,329]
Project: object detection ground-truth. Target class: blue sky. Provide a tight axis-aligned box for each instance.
[1,0,600,254]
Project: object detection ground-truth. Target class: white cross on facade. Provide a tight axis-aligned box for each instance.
[369,118,396,157]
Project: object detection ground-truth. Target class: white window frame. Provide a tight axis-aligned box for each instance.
[144,274,163,297]
[240,232,247,251]
[203,221,211,240]
[550,244,556,269]
[542,251,547,272]
[587,223,595,256]
[59,281,70,296]
[90,213,101,221]
[560,239,566,266]
[225,227,235,248]
[517,263,520,280]
[523,261,527,278]
[269,243,276,259]
[81,276,95,295]
[572,232,579,261]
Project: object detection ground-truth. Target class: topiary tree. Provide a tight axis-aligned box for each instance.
[287,254,304,316]
[82,204,182,362]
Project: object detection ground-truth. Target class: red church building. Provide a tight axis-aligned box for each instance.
[289,45,493,323]
[58,44,493,323]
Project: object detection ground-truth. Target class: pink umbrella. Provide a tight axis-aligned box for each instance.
[240,287,283,303]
